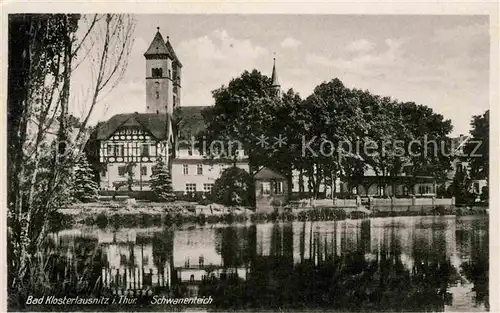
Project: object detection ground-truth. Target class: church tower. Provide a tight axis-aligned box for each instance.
[144,27,182,114]
[270,57,281,98]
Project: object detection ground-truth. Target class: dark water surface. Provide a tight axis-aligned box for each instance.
[43,215,488,311]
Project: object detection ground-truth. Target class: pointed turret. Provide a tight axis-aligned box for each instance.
[165,35,183,67]
[144,27,171,59]
[271,57,280,88]
[270,57,281,98]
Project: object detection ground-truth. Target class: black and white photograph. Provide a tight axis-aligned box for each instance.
[4,3,497,312]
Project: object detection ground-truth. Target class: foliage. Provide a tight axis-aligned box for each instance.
[200,70,454,200]
[465,110,489,181]
[83,121,106,182]
[125,161,136,191]
[7,13,135,306]
[447,170,474,204]
[72,154,99,202]
[211,166,253,206]
[150,159,175,202]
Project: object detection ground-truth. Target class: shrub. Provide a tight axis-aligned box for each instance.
[211,167,253,206]
[95,212,108,228]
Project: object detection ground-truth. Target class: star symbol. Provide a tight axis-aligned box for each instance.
[256,134,269,148]
[274,134,287,148]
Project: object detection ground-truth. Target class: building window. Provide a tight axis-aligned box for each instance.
[474,182,480,194]
[118,166,127,177]
[377,185,385,196]
[107,144,112,156]
[186,183,196,193]
[141,144,149,156]
[418,185,431,194]
[273,181,283,194]
[114,144,124,157]
[141,166,147,176]
[351,186,358,195]
[101,168,107,177]
[155,91,159,99]
[403,185,409,196]
[188,146,193,156]
[197,164,203,175]
[457,163,463,173]
[183,164,189,175]
[262,182,271,195]
[204,183,214,192]
[152,68,162,78]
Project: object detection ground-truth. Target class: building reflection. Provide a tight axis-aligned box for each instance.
[47,216,488,310]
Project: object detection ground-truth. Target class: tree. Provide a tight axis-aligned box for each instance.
[447,170,474,204]
[150,159,175,202]
[7,14,135,303]
[72,154,99,202]
[400,102,453,180]
[465,110,489,181]
[300,79,366,199]
[83,121,106,182]
[125,161,136,191]
[197,70,278,169]
[211,167,253,206]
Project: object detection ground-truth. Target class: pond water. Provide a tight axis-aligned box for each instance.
[44,215,488,311]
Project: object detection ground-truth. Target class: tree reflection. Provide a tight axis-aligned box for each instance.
[459,219,489,310]
[199,220,463,311]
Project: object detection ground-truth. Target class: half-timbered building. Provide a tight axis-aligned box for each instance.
[96,28,249,192]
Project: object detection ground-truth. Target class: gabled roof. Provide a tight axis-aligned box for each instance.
[144,30,171,57]
[173,106,207,142]
[96,113,171,140]
[254,167,286,180]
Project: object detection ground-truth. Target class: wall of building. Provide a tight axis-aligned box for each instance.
[146,57,174,114]
[100,161,157,191]
[255,179,288,213]
[171,148,249,193]
[171,161,249,193]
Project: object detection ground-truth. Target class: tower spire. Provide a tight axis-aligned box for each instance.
[270,54,281,98]
[271,54,280,88]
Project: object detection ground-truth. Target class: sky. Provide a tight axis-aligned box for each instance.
[72,14,490,136]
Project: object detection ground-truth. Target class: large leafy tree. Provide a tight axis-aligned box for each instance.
[399,102,453,183]
[300,79,366,198]
[465,110,489,181]
[197,70,278,169]
[150,159,175,202]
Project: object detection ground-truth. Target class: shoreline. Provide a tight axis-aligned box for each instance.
[51,201,488,230]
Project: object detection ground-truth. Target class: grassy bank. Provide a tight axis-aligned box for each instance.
[51,201,488,230]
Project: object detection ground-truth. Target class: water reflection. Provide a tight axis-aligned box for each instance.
[46,216,488,311]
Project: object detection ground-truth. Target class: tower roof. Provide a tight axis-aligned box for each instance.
[144,28,171,57]
[166,37,183,67]
[271,57,280,87]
